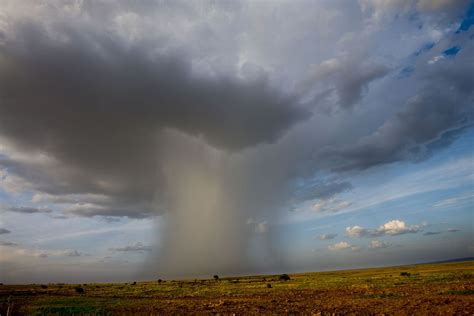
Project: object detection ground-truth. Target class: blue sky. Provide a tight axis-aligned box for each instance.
[280,128,473,268]
[0,0,473,283]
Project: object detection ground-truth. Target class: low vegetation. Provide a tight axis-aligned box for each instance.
[279,273,291,281]
[0,261,473,314]
[74,287,84,294]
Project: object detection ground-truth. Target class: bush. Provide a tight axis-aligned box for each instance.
[40,284,48,289]
[132,281,137,285]
[158,279,163,283]
[75,287,85,294]
[279,274,291,281]
[267,283,272,288]
[400,272,411,277]
[213,275,219,281]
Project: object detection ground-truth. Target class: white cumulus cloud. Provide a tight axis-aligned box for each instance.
[346,219,421,238]
[328,241,353,251]
[346,225,371,238]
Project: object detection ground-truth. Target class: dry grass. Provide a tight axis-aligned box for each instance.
[1,260,473,314]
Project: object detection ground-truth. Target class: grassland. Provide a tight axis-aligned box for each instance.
[1,260,473,315]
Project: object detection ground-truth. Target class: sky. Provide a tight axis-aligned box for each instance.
[0,0,473,284]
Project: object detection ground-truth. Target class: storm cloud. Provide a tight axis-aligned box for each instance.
[0,228,11,234]
[321,33,474,171]
[0,14,306,218]
[0,0,472,280]
[4,206,52,214]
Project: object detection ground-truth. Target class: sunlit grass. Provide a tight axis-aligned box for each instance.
[1,261,473,314]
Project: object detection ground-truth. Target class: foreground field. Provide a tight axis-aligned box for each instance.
[1,261,473,315]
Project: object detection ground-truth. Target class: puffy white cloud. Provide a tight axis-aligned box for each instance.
[328,241,353,251]
[346,225,370,238]
[375,219,420,236]
[347,220,421,238]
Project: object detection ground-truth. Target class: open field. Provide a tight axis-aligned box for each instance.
[1,261,473,315]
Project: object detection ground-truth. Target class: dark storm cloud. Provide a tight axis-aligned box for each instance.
[0,17,306,218]
[0,157,155,218]
[5,206,52,214]
[321,37,474,171]
[0,21,305,150]
[0,228,11,234]
[0,241,17,246]
[301,56,389,110]
[64,203,152,219]
[325,93,470,170]
[423,231,441,236]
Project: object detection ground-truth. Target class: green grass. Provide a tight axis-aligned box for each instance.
[1,260,473,314]
[444,289,474,295]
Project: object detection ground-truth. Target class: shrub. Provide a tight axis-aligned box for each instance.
[132,281,137,285]
[158,279,163,283]
[267,283,272,288]
[400,272,411,277]
[213,275,219,281]
[75,287,85,294]
[40,285,48,289]
[279,274,291,281]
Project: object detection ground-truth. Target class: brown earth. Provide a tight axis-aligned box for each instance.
[1,260,473,315]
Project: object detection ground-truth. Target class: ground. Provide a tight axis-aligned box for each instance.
[1,261,473,315]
